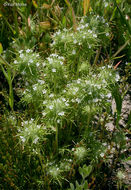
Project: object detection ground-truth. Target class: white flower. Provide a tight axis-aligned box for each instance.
[81,25,84,29]
[42,89,47,94]
[106,123,114,131]
[29,120,33,124]
[105,3,108,7]
[77,27,80,31]
[108,65,112,68]
[93,98,99,103]
[24,121,28,125]
[20,136,26,143]
[62,98,66,102]
[22,71,26,75]
[80,19,84,23]
[100,153,104,157]
[77,79,81,84]
[19,50,23,54]
[102,79,106,83]
[52,68,56,73]
[93,34,97,38]
[85,23,88,27]
[49,105,53,110]
[72,87,79,95]
[33,86,37,91]
[49,94,54,98]
[25,82,29,86]
[75,87,79,92]
[29,59,33,63]
[47,57,53,63]
[43,63,46,67]
[63,28,67,32]
[88,29,92,34]
[26,49,31,53]
[96,15,100,19]
[37,125,41,129]
[102,18,105,23]
[60,56,64,60]
[73,39,77,44]
[103,143,107,146]
[43,100,47,104]
[106,93,112,98]
[106,32,109,36]
[14,60,18,64]
[57,119,60,123]
[76,98,81,103]
[83,36,85,39]
[116,74,120,81]
[65,102,69,106]
[72,50,76,55]
[36,62,40,67]
[56,30,61,35]
[42,112,46,116]
[38,80,45,85]
[97,85,101,89]
[58,112,64,116]
[20,54,24,58]
[33,137,39,144]
[51,53,58,57]
[61,35,64,39]
[60,61,63,65]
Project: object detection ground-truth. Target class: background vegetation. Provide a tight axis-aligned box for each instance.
[0,0,130,189]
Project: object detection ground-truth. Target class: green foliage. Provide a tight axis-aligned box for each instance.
[0,0,130,189]
[79,164,93,180]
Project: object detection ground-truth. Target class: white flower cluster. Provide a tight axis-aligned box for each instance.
[43,97,70,119]
[43,54,65,74]
[15,49,40,70]
[46,54,64,65]
[51,21,98,55]
[19,119,43,145]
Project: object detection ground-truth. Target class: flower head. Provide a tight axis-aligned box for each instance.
[52,68,56,73]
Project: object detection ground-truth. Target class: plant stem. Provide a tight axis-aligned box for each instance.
[13,7,19,36]
[55,123,58,153]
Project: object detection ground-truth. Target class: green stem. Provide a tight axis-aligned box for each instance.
[8,80,14,111]
[3,16,16,35]
[0,62,14,111]
[13,7,19,36]
[55,123,58,153]
[38,151,45,176]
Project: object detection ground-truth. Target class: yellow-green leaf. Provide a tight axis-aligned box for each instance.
[42,3,51,9]
[39,21,51,30]
[32,0,38,8]
[0,43,3,54]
